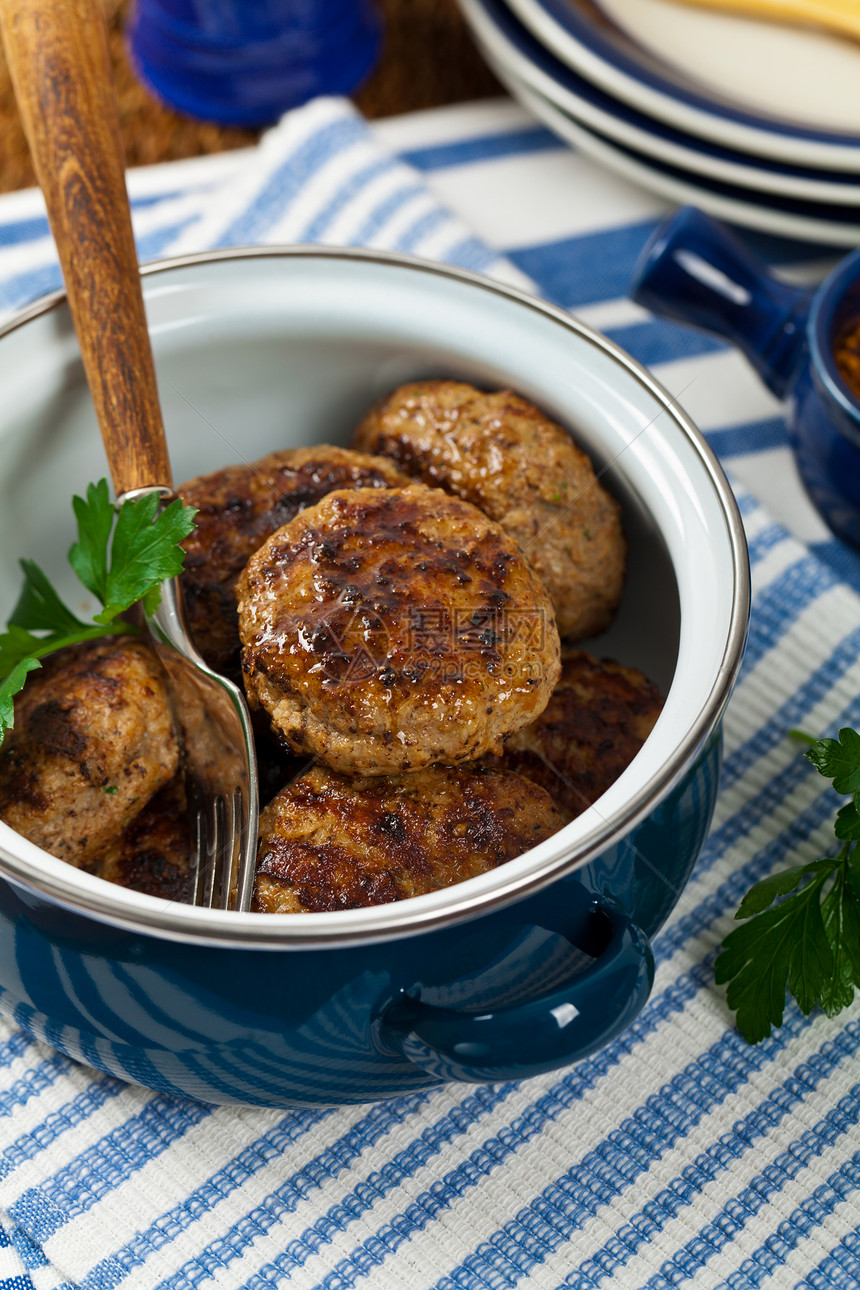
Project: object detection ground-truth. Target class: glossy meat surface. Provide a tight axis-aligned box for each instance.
[254,762,567,912]
[352,381,626,640]
[485,650,663,819]
[179,445,411,675]
[237,484,561,775]
[0,638,179,864]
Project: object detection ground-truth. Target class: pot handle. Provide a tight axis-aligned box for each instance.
[376,901,654,1083]
[630,205,811,400]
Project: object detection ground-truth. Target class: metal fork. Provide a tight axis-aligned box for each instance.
[145,567,259,911]
[0,0,259,908]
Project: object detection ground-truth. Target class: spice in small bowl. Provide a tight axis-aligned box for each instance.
[834,317,860,405]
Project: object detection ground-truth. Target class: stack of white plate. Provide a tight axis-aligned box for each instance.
[458,0,860,245]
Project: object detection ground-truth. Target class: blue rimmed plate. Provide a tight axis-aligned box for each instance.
[481,51,860,245]
[460,0,860,204]
[503,0,860,169]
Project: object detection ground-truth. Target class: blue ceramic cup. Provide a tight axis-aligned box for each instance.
[631,206,860,550]
[126,0,383,126]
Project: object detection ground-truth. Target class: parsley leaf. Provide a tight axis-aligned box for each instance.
[835,799,860,842]
[819,858,860,1016]
[69,478,114,604]
[0,622,51,677]
[733,860,828,919]
[805,728,860,796]
[718,728,860,1043]
[97,492,194,621]
[0,657,43,737]
[715,859,836,1043]
[0,479,196,746]
[9,558,88,635]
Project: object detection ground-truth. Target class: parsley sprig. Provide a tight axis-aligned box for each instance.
[0,479,196,746]
[716,728,860,1043]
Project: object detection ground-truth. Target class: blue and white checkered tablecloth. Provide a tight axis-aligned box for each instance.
[1,94,860,1290]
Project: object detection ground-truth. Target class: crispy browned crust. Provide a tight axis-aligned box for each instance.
[352,381,626,640]
[86,774,192,901]
[179,445,413,676]
[0,638,179,865]
[485,650,662,819]
[254,762,567,912]
[236,484,562,775]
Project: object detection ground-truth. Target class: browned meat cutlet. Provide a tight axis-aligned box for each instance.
[86,774,192,901]
[0,638,179,865]
[352,381,626,640]
[178,445,411,677]
[237,484,562,776]
[254,763,567,913]
[485,651,662,819]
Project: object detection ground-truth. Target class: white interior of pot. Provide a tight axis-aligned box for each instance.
[0,251,745,947]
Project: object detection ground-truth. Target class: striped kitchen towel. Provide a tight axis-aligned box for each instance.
[0,94,860,1290]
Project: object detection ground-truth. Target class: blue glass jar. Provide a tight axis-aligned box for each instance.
[127,0,383,127]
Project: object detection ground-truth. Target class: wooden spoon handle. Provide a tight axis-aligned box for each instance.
[0,0,172,495]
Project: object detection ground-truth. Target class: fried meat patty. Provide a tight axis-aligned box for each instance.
[352,381,626,640]
[0,638,179,864]
[237,485,561,775]
[254,763,567,913]
[86,775,192,900]
[485,650,662,819]
[179,445,411,674]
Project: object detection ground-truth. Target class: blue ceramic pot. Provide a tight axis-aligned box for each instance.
[631,205,860,549]
[0,733,719,1106]
[0,249,748,1107]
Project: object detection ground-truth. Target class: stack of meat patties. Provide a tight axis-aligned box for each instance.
[0,382,662,912]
